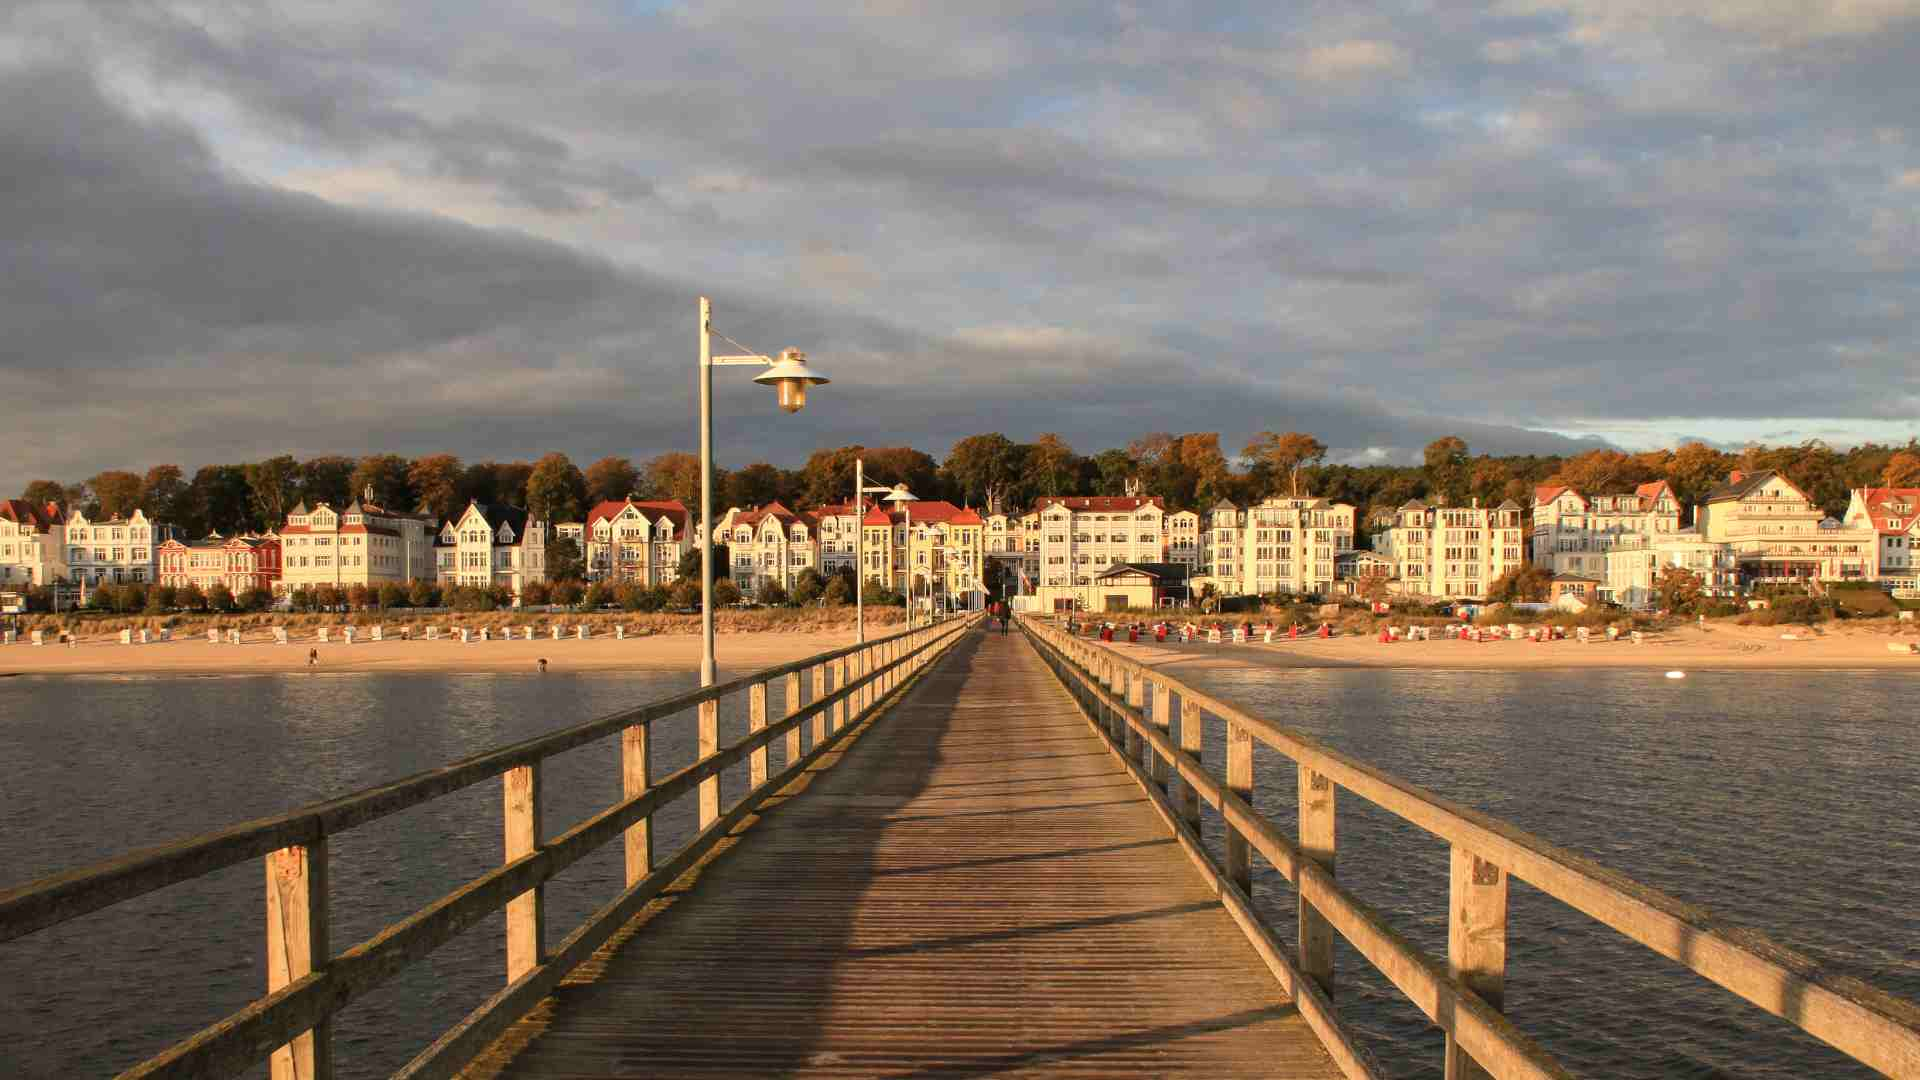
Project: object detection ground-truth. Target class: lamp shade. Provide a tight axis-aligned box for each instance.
[753,348,829,414]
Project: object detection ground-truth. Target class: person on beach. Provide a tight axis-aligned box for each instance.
[307,648,317,667]
[538,657,548,673]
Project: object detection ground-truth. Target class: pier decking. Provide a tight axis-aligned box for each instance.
[469,630,1339,1078]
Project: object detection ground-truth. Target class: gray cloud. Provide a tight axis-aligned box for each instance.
[2,1,1917,491]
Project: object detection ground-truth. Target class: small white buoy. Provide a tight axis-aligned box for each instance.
[1665,670,1685,679]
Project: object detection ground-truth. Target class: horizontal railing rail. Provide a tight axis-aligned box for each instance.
[1,614,980,1080]
[1020,615,1920,1080]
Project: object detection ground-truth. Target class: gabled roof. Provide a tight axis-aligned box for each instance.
[1032,496,1165,513]
[0,499,63,531]
[1496,499,1523,511]
[585,497,689,530]
[1704,469,1804,504]
[1211,499,1240,512]
[441,502,534,545]
[1635,480,1674,501]
[1397,499,1429,512]
[288,500,309,516]
[1854,487,1920,535]
[948,508,985,526]
[1092,561,1192,582]
[1533,485,1577,506]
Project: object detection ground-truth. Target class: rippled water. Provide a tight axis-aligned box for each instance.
[1180,666,1920,1079]
[2,666,1916,1078]
[0,668,794,1079]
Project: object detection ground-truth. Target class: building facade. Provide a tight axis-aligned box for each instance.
[279,496,435,594]
[578,498,689,586]
[1202,496,1357,598]
[1531,482,1683,580]
[434,502,547,597]
[1695,471,1877,584]
[1842,487,1920,587]
[63,508,170,586]
[1378,499,1526,600]
[724,502,819,597]
[0,499,65,586]
[158,534,283,595]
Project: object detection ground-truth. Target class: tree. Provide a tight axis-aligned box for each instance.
[584,456,641,504]
[301,456,356,508]
[289,586,315,612]
[677,543,731,582]
[236,587,272,612]
[1884,451,1920,488]
[758,579,789,607]
[1486,564,1551,603]
[941,434,1022,511]
[377,582,408,609]
[859,447,941,498]
[491,462,535,507]
[551,580,584,606]
[146,585,176,613]
[1358,568,1392,605]
[583,582,616,610]
[791,567,827,606]
[1023,433,1078,498]
[245,455,302,524]
[409,454,466,520]
[724,463,785,510]
[88,470,144,518]
[1244,432,1327,498]
[21,480,65,511]
[186,464,253,535]
[408,578,440,607]
[712,577,743,607]
[644,452,702,508]
[1665,442,1730,516]
[526,452,587,522]
[1550,449,1655,494]
[547,534,584,583]
[520,581,551,606]
[346,583,373,610]
[178,582,208,611]
[1655,566,1704,614]
[141,465,188,526]
[1468,458,1515,507]
[115,584,147,614]
[349,455,414,510]
[1090,448,1136,497]
[823,574,853,605]
[668,579,701,609]
[313,584,341,611]
[1423,437,1470,505]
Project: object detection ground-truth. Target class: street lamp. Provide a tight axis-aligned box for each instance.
[852,461,896,644]
[698,296,828,686]
[884,485,919,627]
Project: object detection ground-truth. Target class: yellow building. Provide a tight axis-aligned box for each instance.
[1379,499,1526,600]
[1695,470,1877,585]
[279,494,435,594]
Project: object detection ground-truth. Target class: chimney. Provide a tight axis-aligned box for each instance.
[1728,470,1745,484]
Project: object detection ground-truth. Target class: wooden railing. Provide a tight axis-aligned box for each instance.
[0,614,980,1080]
[1020,616,1920,1080]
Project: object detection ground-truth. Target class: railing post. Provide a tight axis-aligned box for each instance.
[1152,682,1173,792]
[504,763,545,982]
[1226,721,1254,896]
[790,668,807,764]
[1179,696,1203,829]
[266,840,331,1080]
[1299,766,1337,994]
[698,696,720,827]
[1445,847,1509,1080]
[833,655,848,731]
[1126,668,1146,767]
[748,681,769,790]
[623,722,652,884]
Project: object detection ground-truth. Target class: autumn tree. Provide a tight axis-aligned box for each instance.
[1468,457,1514,507]
[644,452,702,508]
[546,534,584,582]
[724,462,785,509]
[525,452,588,522]
[1485,564,1551,603]
[857,447,941,497]
[300,455,356,508]
[1090,448,1136,496]
[1654,566,1704,614]
[88,470,144,518]
[584,456,641,504]
[349,454,414,509]
[941,433,1022,511]
[1422,436,1470,505]
[1885,451,1920,488]
[409,454,466,520]
[1665,442,1730,513]
[245,455,301,523]
[1023,433,1078,499]
[141,465,188,526]
[1549,449,1655,494]
[20,480,65,510]
[1243,431,1326,497]
[186,464,253,534]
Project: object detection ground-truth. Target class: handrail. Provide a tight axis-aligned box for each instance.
[2,614,981,1080]
[1019,616,1920,1080]
[0,616,940,941]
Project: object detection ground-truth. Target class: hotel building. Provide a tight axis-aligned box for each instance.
[0,500,65,586]
[280,495,435,594]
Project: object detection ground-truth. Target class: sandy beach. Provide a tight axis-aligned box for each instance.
[1106,621,1920,673]
[0,628,867,676]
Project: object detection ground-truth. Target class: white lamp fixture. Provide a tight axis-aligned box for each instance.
[752,348,830,414]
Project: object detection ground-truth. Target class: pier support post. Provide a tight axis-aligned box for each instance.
[1179,696,1203,828]
[1126,670,1146,767]
[623,723,652,884]
[791,669,808,765]
[1226,721,1255,896]
[504,764,545,981]
[266,840,331,1080]
[748,681,769,790]
[1151,682,1173,792]
[1298,766,1337,994]
[1445,847,1508,1080]
[698,698,720,827]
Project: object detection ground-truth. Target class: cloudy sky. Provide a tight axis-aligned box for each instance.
[4,1,1917,492]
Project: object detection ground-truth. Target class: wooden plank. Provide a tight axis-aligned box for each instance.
[697,698,720,827]
[1226,721,1254,897]
[1446,847,1509,1080]
[831,656,846,733]
[265,842,330,1080]
[748,682,769,791]
[622,723,651,886]
[1299,766,1336,995]
[504,765,544,982]
[1151,681,1173,791]
[790,669,807,765]
[1180,694,1203,829]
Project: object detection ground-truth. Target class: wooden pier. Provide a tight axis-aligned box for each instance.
[4,614,1920,1079]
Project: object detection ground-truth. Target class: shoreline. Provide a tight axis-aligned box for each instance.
[1104,621,1920,673]
[0,629,865,676]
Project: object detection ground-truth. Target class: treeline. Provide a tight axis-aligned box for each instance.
[19,432,1920,538]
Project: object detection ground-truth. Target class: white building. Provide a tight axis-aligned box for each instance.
[279,494,435,594]
[1031,496,1168,611]
[0,499,65,586]
[576,497,689,586]
[434,502,547,598]
[63,508,172,586]
[1601,532,1739,609]
[1531,482,1683,581]
[723,502,819,597]
[1842,487,1920,587]
[1378,499,1526,600]
[1695,471,1877,585]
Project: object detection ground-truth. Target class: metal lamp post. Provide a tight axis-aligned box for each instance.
[852,460,898,644]
[884,485,919,628]
[698,296,828,686]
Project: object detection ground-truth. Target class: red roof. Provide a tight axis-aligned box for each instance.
[586,498,689,529]
[0,499,63,531]
[948,508,985,526]
[1032,496,1164,513]
[1856,488,1920,535]
[1534,485,1574,505]
[1635,481,1674,501]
